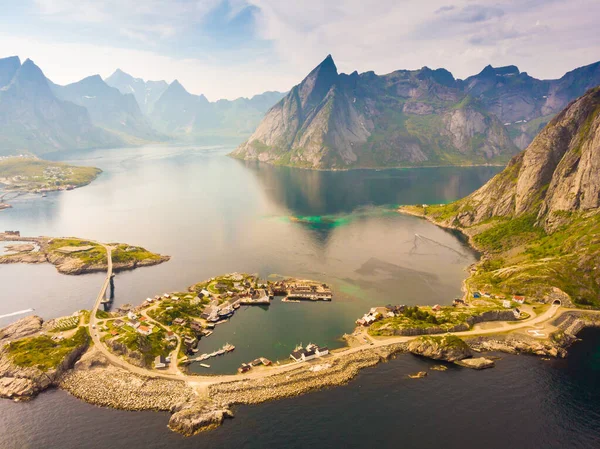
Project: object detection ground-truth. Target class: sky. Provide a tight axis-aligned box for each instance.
[0,0,598,101]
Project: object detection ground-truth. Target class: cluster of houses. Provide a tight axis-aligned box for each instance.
[473,291,525,304]
[289,343,330,362]
[356,305,405,326]
[4,230,20,236]
[117,311,155,336]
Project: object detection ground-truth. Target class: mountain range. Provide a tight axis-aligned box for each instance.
[232,55,600,169]
[0,57,120,156]
[0,56,285,156]
[417,86,600,306]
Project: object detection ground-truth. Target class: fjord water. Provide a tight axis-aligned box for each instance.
[1,143,600,448]
[0,144,498,373]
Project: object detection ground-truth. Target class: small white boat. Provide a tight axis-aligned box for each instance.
[199,363,210,368]
[216,349,226,356]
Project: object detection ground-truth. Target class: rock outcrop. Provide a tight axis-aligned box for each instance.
[0,317,89,400]
[233,56,600,169]
[421,87,600,306]
[455,357,495,370]
[0,315,43,342]
[168,402,234,436]
[407,335,472,362]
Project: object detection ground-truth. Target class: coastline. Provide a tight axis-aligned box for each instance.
[3,307,600,436]
[229,153,507,172]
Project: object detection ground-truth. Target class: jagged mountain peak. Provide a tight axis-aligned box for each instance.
[298,54,340,112]
[0,55,21,88]
[10,58,52,94]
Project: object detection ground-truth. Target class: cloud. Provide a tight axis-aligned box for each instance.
[446,5,504,23]
[247,0,600,81]
[435,5,455,14]
[32,0,225,43]
[2,0,598,99]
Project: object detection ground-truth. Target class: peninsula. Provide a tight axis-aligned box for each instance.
[0,156,101,210]
[2,261,600,437]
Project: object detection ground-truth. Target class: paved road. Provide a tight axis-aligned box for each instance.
[87,250,571,388]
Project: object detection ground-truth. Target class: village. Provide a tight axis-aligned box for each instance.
[355,291,529,336]
[92,273,334,375]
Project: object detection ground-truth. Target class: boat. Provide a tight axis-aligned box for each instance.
[199,363,210,368]
[223,343,235,352]
[216,349,226,356]
[198,353,210,361]
[41,193,47,198]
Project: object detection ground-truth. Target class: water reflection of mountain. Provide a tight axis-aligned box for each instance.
[238,160,502,217]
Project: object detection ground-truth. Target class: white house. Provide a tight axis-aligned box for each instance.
[502,300,512,308]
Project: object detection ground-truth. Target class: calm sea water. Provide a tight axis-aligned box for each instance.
[1,328,599,449]
[0,144,498,373]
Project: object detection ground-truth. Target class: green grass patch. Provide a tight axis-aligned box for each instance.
[7,327,89,371]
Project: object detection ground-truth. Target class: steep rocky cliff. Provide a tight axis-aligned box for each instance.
[443,86,600,230]
[233,56,600,169]
[418,87,600,306]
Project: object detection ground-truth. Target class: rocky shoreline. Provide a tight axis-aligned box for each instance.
[3,309,600,435]
[210,344,407,406]
[0,316,90,400]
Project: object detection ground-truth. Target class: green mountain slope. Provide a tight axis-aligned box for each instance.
[409,87,600,307]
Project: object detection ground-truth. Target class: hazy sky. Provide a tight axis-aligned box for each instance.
[0,0,598,100]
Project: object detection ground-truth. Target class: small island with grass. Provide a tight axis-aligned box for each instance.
[0,232,170,275]
[0,155,102,210]
[0,156,101,193]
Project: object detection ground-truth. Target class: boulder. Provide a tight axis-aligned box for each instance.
[455,357,495,370]
[168,402,234,436]
[408,335,472,362]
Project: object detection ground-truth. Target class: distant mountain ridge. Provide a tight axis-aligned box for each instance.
[50,75,164,144]
[104,69,168,115]
[232,55,600,169]
[0,57,120,156]
[0,57,286,156]
[147,78,286,140]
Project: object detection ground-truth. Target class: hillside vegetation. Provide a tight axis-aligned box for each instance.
[405,87,600,307]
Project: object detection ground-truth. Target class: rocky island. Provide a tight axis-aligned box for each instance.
[0,232,170,275]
